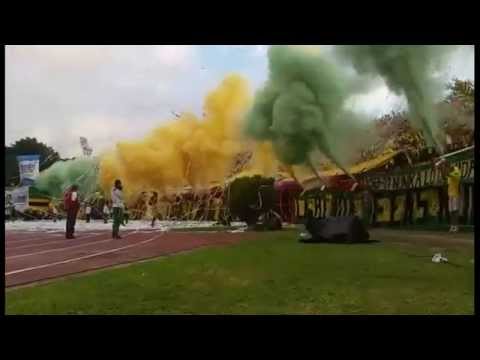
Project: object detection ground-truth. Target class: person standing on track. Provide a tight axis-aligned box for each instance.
[150,192,159,228]
[49,201,58,222]
[64,184,80,239]
[5,193,14,221]
[111,179,125,239]
[85,203,92,223]
[123,206,129,225]
[103,201,110,223]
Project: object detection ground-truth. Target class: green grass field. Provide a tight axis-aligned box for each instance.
[6,230,474,315]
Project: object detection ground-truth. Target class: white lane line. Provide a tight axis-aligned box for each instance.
[5,233,107,251]
[137,229,169,234]
[6,234,105,251]
[6,232,163,276]
[6,231,139,260]
[6,234,64,243]
[5,232,102,245]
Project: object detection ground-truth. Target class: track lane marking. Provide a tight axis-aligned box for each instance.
[6,231,139,260]
[5,232,103,245]
[5,233,108,251]
[6,232,163,276]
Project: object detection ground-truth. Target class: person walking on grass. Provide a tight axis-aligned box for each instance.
[111,179,124,239]
[64,184,80,239]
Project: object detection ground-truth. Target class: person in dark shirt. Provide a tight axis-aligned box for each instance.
[64,184,80,239]
[111,179,124,239]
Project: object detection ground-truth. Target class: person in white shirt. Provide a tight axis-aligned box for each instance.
[103,202,110,224]
[52,205,58,222]
[111,179,125,239]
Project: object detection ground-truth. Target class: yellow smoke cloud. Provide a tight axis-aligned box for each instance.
[99,74,253,202]
[250,142,279,176]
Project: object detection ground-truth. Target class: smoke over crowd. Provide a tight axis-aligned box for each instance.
[33,46,460,202]
[96,74,252,202]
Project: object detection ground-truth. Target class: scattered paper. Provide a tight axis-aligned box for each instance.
[432,253,448,263]
[299,232,312,241]
[5,219,247,233]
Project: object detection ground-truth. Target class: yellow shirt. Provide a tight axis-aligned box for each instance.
[447,166,461,198]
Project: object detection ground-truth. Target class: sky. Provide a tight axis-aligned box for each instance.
[5,45,474,158]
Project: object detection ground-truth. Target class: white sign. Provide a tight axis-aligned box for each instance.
[17,155,40,186]
[5,186,30,212]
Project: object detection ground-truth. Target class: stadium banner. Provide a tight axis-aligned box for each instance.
[359,157,474,192]
[17,155,40,186]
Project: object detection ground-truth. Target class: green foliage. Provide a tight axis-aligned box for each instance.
[446,78,474,114]
[228,175,275,225]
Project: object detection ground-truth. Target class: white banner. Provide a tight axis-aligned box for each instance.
[17,155,40,186]
[5,186,30,212]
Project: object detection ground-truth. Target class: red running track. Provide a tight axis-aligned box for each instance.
[5,229,252,287]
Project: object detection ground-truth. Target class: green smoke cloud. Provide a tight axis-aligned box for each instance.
[244,45,369,172]
[34,157,99,200]
[335,45,455,153]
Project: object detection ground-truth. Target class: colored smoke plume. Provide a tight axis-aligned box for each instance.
[98,74,256,202]
[335,45,456,154]
[35,157,99,200]
[244,45,373,175]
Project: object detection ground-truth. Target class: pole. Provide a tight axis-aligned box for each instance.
[438,145,474,159]
[306,156,327,190]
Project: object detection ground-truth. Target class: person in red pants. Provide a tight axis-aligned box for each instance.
[64,184,80,239]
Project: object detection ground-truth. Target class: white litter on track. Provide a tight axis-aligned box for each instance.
[5,220,246,233]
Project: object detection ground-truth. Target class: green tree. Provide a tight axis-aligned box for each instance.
[4,137,60,186]
[446,78,474,114]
